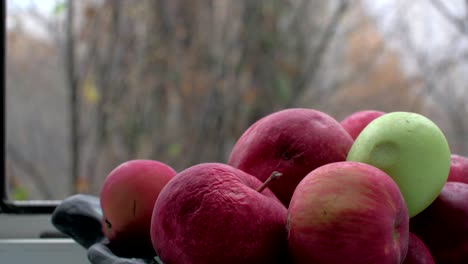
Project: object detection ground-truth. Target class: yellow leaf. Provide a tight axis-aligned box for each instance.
[82,77,99,104]
[75,177,90,193]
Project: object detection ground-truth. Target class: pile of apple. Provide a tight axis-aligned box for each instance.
[98,108,468,264]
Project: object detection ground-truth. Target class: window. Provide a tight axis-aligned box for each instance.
[3,0,468,215]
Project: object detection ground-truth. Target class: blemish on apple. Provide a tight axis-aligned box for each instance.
[370,141,400,169]
[105,218,112,230]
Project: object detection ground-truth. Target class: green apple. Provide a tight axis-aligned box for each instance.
[347,111,450,217]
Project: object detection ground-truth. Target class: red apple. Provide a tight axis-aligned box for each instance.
[410,182,468,264]
[100,159,177,257]
[340,110,385,139]
[287,161,409,264]
[228,108,353,206]
[150,163,289,264]
[447,154,468,184]
[403,233,435,264]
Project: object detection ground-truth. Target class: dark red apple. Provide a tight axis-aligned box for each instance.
[340,110,385,139]
[403,233,435,264]
[287,161,409,264]
[150,163,289,264]
[228,108,353,206]
[100,159,177,257]
[447,154,468,184]
[410,182,468,264]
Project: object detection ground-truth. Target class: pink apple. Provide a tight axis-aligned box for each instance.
[340,110,385,139]
[228,108,353,206]
[287,161,409,264]
[410,182,468,264]
[100,159,177,257]
[150,163,289,264]
[403,233,435,264]
[447,154,468,184]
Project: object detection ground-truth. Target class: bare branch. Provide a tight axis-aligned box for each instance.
[286,0,350,107]
[430,0,468,36]
[66,0,81,194]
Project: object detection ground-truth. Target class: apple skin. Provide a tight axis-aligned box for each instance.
[410,182,468,264]
[228,108,353,206]
[403,233,435,264]
[100,159,177,257]
[150,163,289,264]
[447,154,468,184]
[287,161,409,264]
[347,111,451,217]
[340,110,385,140]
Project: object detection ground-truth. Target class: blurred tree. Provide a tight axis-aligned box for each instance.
[5,0,468,199]
[71,0,357,193]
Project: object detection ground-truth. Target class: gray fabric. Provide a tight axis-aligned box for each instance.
[87,243,151,264]
[51,194,104,249]
[51,194,158,264]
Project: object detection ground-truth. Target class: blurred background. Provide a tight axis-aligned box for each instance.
[5,0,468,200]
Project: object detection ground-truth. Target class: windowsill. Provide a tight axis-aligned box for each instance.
[0,238,87,264]
[0,214,88,263]
[0,214,57,238]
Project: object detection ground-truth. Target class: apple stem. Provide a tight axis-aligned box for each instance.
[256,171,283,193]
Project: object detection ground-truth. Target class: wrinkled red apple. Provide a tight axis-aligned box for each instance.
[287,161,409,264]
[150,163,289,264]
[403,233,435,264]
[410,182,468,264]
[340,110,385,139]
[228,108,353,206]
[447,154,468,184]
[100,159,177,257]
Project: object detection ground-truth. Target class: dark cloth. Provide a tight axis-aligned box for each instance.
[51,194,159,264]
